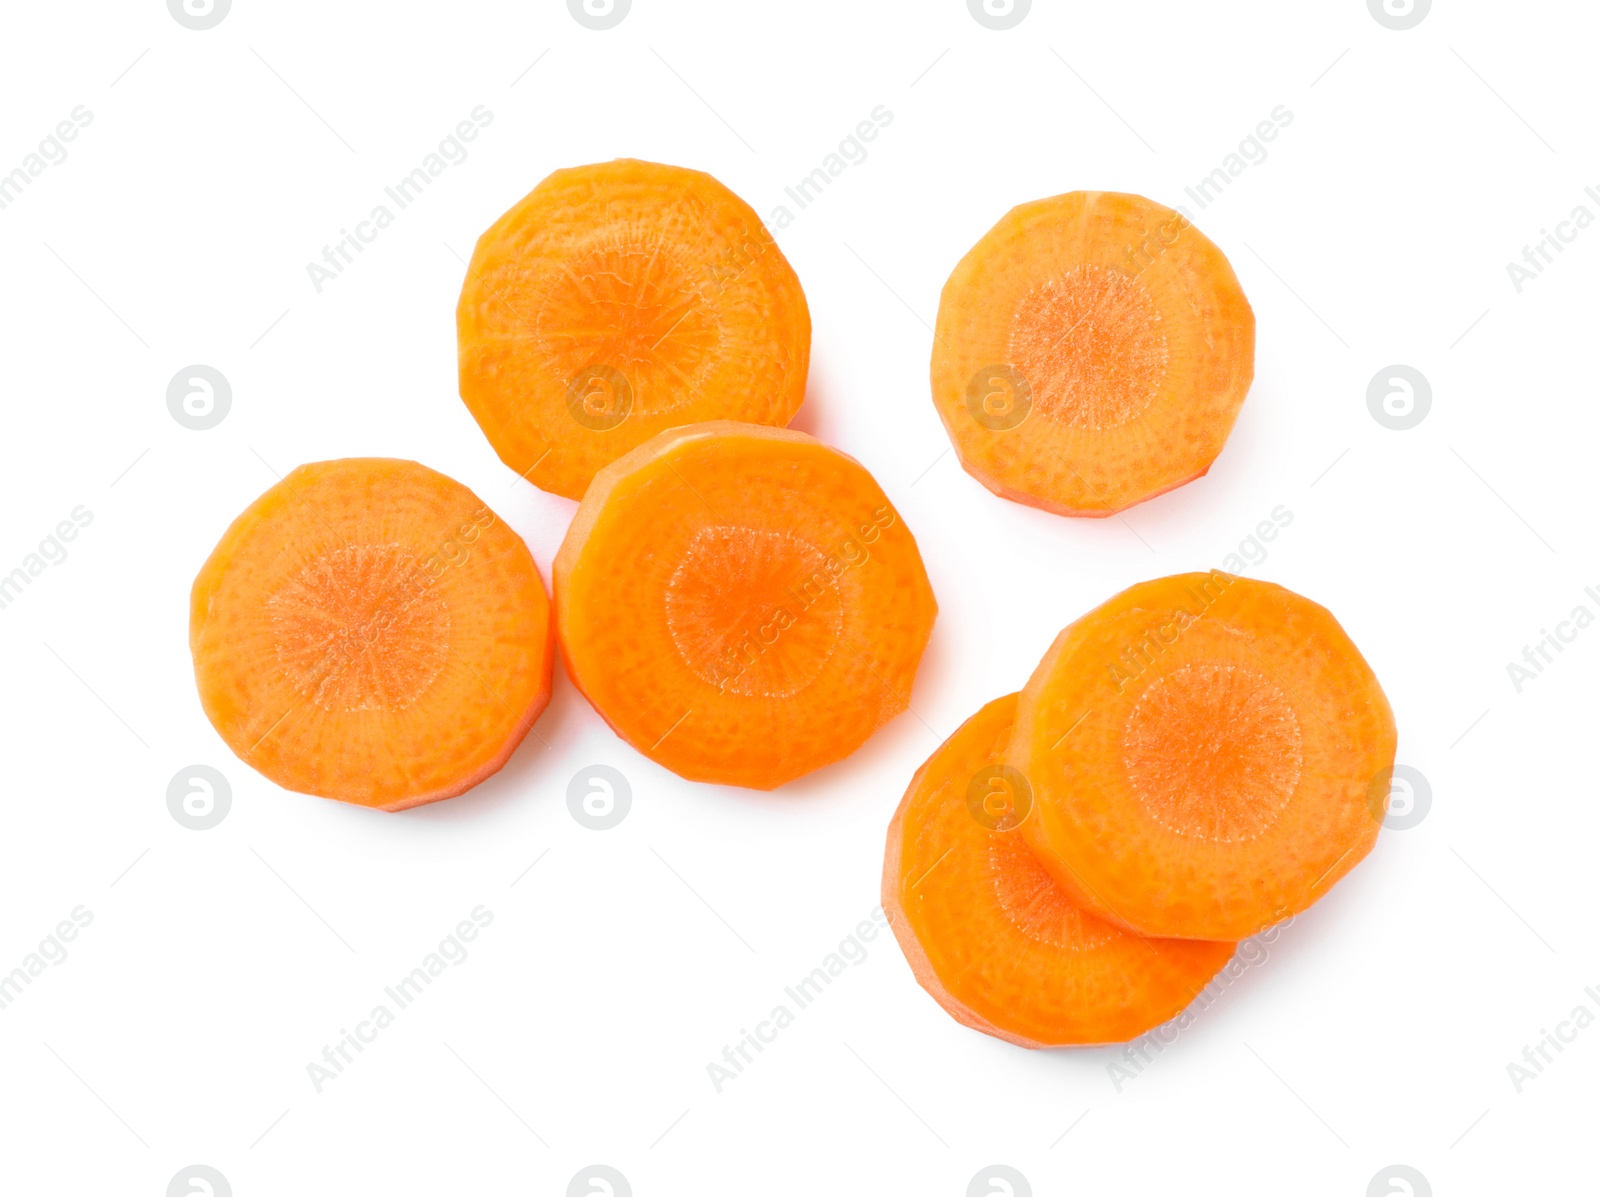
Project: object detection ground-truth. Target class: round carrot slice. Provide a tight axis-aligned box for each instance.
[1011,573,1396,940]
[554,421,936,790]
[457,158,811,500]
[884,693,1234,1047]
[930,191,1254,516]
[190,459,554,810]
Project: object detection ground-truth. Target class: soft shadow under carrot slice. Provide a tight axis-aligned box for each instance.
[884,693,1234,1047]
[189,458,554,810]
[554,421,936,790]
[931,191,1254,516]
[1011,572,1396,941]
[457,158,811,500]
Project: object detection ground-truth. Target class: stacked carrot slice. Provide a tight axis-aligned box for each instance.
[884,573,1396,1046]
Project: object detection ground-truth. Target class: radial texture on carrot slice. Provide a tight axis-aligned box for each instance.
[554,421,936,790]
[931,191,1254,516]
[884,693,1234,1047]
[190,458,554,810]
[1011,573,1396,941]
[457,158,811,500]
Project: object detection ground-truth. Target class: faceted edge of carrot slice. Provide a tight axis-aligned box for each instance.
[930,191,1255,518]
[188,459,556,813]
[1011,572,1396,939]
[456,159,813,502]
[553,421,937,791]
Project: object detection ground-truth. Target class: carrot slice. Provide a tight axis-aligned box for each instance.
[930,191,1254,516]
[189,459,554,810]
[1011,573,1396,940]
[884,693,1234,1046]
[554,421,936,789]
[457,158,811,500]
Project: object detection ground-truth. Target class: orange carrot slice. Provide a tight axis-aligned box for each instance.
[1011,573,1396,940]
[554,421,936,789]
[190,459,553,810]
[931,191,1254,516]
[884,693,1234,1046]
[457,158,811,500]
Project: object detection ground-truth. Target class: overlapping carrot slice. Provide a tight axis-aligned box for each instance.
[1011,573,1396,940]
[554,422,936,789]
[457,158,811,500]
[190,459,553,810]
[884,694,1234,1046]
[931,191,1254,516]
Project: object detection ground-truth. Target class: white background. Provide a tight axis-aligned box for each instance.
[0,1,1594,1193]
